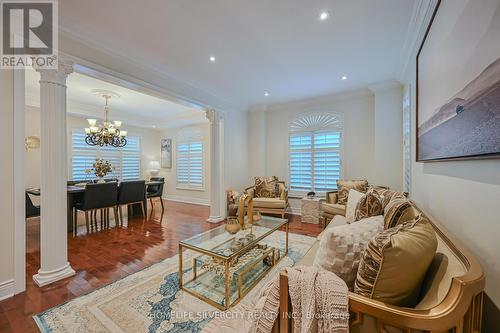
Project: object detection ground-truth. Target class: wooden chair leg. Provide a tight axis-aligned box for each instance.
[73,208,78,236]
[150,198,154,210]
[85,211,89,234]
[119,206,123,226]
[114,207,119,227]
[160,197,164,211]
[141,202,146,220]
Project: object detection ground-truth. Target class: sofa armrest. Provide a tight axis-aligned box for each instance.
[325,190,338,204]
[244,186,255,198]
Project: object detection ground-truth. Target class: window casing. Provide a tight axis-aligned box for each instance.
[176,140,203,189]
[288,113,343,196]
[71,129,141,181]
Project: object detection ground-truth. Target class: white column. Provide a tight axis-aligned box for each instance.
[205,109,224,223]
[33,62,75,286]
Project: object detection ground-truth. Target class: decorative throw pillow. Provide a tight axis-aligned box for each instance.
[313,216,384,291]
[373,188,407,209]
[384,196,415,229]
[345,189,365,223]
[254,176,279,198]
[354,216,437,307]
[354,189,383,222]
[337,179,368,205]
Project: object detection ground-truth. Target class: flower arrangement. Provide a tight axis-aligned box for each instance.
[85,159,113,180]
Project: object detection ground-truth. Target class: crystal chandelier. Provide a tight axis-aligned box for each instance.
[85,92,127,148]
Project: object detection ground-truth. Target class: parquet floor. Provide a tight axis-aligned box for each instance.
[0,200,322,333]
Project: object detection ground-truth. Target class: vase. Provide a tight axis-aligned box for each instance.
[97,177,105,184]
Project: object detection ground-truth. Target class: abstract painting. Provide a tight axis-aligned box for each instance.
[417,0,500,161]
[161,138,172,168]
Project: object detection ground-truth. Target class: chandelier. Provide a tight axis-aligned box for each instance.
[85,91,127,148]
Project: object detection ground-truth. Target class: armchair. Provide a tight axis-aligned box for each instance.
[244,179,289,218]
[321,190,346,222]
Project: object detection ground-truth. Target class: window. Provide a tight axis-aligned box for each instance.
[176,140,203,189]
[288,113,343,195]
[71,129,141,181]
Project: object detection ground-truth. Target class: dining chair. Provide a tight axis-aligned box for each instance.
[26,192,40,219]
[117,180,146,225]
[74,182,118,235]
[147,177,165,212]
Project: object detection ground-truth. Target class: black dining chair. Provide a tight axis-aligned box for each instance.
[117,180,146,224]
[26,192,40,219]
[147,177,165,212]
[74,182,118,235]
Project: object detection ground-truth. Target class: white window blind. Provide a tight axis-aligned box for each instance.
[289,131,341,194]
[71,129,141,181]
[177,141,203,188]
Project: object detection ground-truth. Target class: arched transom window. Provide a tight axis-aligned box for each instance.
[288,113,343,195]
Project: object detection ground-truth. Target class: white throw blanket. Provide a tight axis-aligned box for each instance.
[202,266,349,333]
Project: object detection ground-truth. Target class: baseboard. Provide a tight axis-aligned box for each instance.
[0,279,15,301]
[162,195,210,206]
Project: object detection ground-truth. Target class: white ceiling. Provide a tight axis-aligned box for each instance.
[58,0,417,109]
[25,69,206,129]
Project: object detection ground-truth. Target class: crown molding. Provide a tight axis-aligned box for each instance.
[367,80,402,93]
[251,88,372,113]
[398,0,440,81]
[58,28,245,113]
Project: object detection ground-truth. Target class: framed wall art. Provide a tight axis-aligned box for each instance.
[161,138,172,168]
[417,0,500,161]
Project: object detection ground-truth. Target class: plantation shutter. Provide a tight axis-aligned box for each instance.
[289,131,341,194]
[71,129,141,181]
[177,141,203,188]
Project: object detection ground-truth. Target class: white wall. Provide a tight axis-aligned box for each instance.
[158,123,211,206]
[404,0,500,309]
[0,70,15,299]
[24,108,163,189]
[248,91,377,211]
[225,110,249,192]
[371,84,403,190]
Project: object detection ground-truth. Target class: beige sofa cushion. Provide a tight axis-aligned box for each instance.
[313,216,384,290]
[321,202,346,216]
[337,179,368,205]
[383,196,415,229]
[252,197,286,209]
[355,216,437,307]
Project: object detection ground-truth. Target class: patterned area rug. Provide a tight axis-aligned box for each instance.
[34,229,315,333]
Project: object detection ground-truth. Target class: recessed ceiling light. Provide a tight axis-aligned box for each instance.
[209,56,216,62]
[152,125,156,128]
[264,92,269,96]
[319,11,329,21]
[342,76,347,80]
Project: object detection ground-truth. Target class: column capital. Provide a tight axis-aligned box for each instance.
[205,108,218,124]
[35,60,74,87]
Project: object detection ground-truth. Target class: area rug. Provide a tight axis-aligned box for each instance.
[34,229,316,333]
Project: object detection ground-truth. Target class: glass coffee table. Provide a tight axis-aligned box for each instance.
[178,216,289,310]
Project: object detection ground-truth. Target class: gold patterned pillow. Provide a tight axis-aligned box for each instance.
[337,179,368,205]
[354,216,437,307]
[354,189,383,222]
[370,187,407,209]
[254,176,279,198]
[383,196,415,229]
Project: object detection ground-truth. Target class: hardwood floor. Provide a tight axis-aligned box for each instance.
[0,200,322,333]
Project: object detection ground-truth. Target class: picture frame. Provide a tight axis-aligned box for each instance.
[161,138,172,168]
[416,0,500,162]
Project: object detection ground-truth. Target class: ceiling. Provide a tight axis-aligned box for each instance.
[25,69,206,129]
[58,0,417,109]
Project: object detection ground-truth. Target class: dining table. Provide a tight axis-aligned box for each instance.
[26,180,163,233]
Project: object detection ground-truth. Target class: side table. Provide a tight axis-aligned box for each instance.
[301,197,322,224]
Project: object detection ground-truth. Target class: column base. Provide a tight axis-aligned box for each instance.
[33,262,75,287]
[206,216,225,223]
